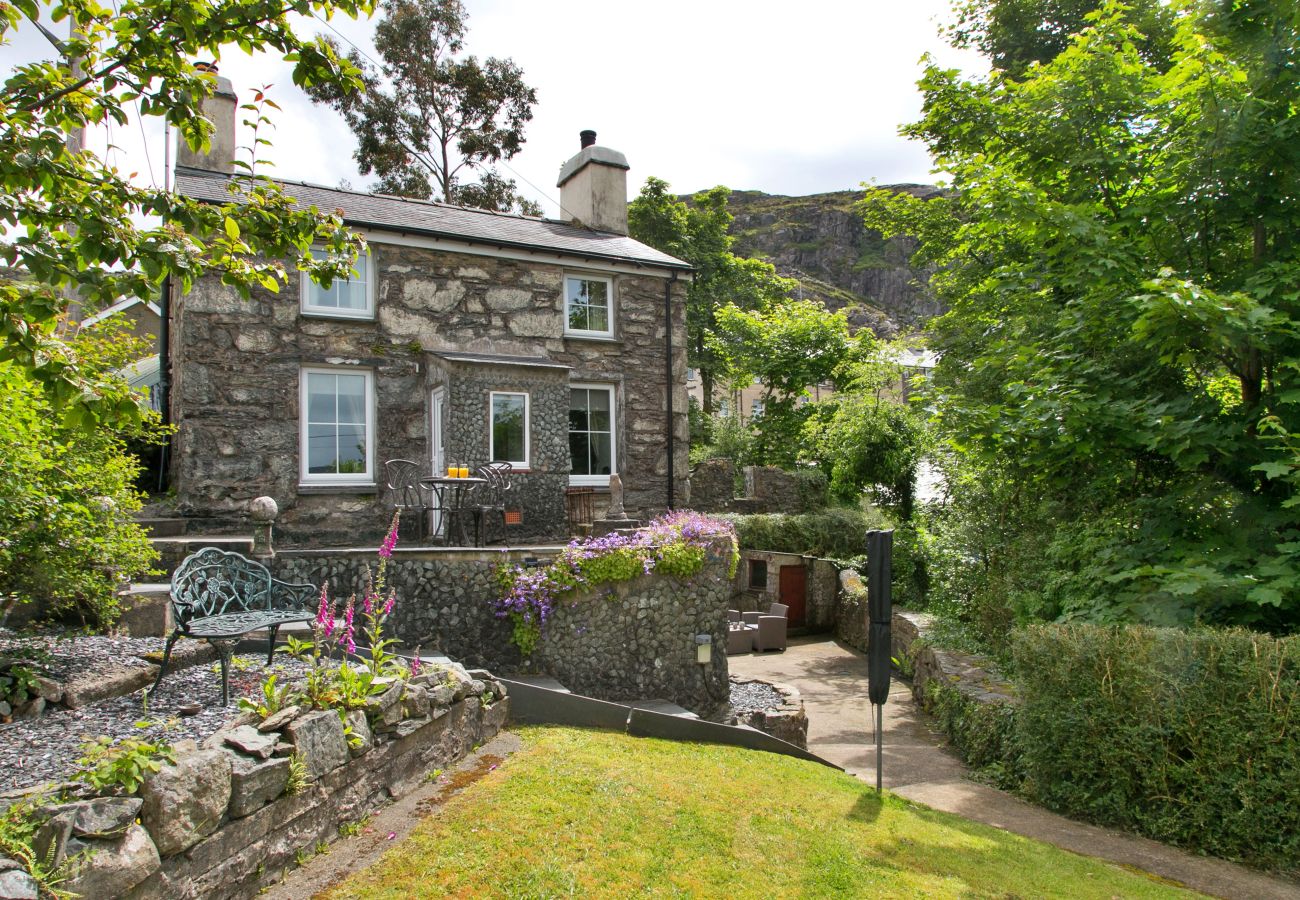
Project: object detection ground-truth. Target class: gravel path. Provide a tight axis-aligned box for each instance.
[729,678,785,715]
[0,653,311,794]
[0,629,167,681]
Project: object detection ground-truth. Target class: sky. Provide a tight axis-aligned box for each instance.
[1,0,986,219]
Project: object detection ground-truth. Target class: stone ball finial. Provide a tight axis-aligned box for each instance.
[249,496,279,523]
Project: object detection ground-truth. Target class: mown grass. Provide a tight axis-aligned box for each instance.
[323,726,1198,899]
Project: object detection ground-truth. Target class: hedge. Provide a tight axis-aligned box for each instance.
[720,508,884,560]
[1007,625,1299,872]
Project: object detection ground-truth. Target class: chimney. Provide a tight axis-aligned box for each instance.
[557,130,630,234]
[176,62,237,175]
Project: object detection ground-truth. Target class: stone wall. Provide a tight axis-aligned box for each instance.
[170,241,690,546]
[731,551,836,631]
[834,567,869,652]
[274,542,734,715]
[688,458,737,511]
[30,666,508,900]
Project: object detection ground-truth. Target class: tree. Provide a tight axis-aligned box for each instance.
[947,0,1175,76]
[801,343,928,518]
[307,0,540,214]
[1,0,370,425]
[862,1,1300,628]
[628,177,793,416]
[712,299,851,467]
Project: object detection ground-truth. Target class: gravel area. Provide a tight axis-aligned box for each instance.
[729,678,785,715]
[0,653,311,794]
[0,629,167,681]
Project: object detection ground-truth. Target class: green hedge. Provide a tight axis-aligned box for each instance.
[721,508,885,559]
[1009,625,1300,872]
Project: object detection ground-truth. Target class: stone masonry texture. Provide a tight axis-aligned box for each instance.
[274,543,733,715]
[170,242,690,546]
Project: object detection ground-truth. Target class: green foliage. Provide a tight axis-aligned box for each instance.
[0,326,159,627]
[0,662,40,709]
[629,178,794,415]
[723,508,887,559]
[1,0,370,421]
[286,752,311,796]
[306,0,538,213]
[0,792,69,898]
[712,300,852,467]
[76,735,175,795]
[1010,624,1300,871]
[865,1,1300,630]
[801,346,928,518]
[238,672,294,719]
[689,413,754,475]
[921,679,1018,774]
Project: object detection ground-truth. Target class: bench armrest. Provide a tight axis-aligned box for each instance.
[270,578,319,614]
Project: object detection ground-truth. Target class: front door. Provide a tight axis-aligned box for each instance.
[779,565,807,627]
[430,387,446,537]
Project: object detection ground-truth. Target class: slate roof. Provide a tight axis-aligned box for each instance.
[174,168,691,272]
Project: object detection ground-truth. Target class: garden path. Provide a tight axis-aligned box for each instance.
[729,635,1300,900]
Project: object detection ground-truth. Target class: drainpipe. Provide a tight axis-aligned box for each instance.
[156,274,171,491]
[664,271,678,510]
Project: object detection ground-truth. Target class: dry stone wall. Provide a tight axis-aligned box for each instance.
[170,241,690,546]
[25,665,508,900]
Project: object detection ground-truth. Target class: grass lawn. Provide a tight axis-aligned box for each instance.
[323,726,1198,899]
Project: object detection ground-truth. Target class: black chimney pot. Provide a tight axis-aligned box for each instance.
[580,130,597,149]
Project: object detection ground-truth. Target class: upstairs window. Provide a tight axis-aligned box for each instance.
[564,275,613,337]
[490,392,530,468]
[302,247,373,319]
[300,367,374,484]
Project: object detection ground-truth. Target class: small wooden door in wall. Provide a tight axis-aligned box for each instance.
[779,565,807,627]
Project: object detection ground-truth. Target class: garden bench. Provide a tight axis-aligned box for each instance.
[151,547,318,705]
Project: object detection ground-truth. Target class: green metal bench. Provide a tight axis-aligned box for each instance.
[151,547,317,705]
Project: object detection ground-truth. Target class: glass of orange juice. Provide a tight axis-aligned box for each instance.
[446,464,457,478]
[458,466,470,478]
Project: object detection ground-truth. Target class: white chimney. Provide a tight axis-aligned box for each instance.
[176,62,237,175]
[556,130,629,235]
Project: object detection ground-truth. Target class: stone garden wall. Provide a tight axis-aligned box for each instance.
[274,544,734,715]
[170,241,690,547]
[26,664,508,900]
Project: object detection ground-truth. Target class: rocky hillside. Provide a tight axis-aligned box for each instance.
[720,186,944,338]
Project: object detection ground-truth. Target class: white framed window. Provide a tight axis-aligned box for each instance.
[490,392,530,468]
[301,247,374,319]
[751,398,765,419]
[569,383,616,486]
[300,367,375,484]
[564,274,614,337]
[719,399,731,418]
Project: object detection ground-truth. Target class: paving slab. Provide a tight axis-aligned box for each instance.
[729,636,1300,900]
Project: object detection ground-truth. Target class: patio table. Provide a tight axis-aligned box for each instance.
[420,476,488,547]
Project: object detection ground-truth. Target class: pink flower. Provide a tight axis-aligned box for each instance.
[382,590,396,616]
[379,512,400,559]
[410,655,422,676]
[315,583,335,638]
[342,595,357,654]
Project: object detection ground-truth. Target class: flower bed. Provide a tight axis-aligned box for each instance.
[495,511,739,655]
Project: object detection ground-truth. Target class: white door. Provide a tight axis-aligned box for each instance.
[430,387,446,537]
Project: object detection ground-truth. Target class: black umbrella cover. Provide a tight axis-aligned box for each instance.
[868,621,892,705]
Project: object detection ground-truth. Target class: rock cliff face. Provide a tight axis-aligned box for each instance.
[718,186,944,337]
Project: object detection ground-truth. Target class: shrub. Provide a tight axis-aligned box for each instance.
[1009,624,1300,872]
[0,324,160,628]
[76,735,176,795]
[722,507,888,559]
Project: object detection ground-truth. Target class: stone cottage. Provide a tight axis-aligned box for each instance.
[167,74,691,545]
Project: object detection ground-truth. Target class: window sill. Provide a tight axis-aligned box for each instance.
[300,309,377,323]
[563,333,620,344]
[298,483,379,495]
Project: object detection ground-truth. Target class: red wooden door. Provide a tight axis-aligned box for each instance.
[778,565,807,627]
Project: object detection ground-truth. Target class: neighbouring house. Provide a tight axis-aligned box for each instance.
[166,72,692,546]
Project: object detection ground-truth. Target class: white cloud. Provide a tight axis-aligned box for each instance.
[1,0,985,216]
